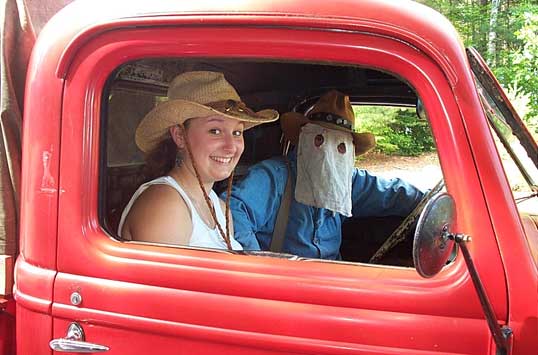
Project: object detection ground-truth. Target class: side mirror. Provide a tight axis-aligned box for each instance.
[416,98,427,120]
[412,192,511,353]
[412,192,455,278]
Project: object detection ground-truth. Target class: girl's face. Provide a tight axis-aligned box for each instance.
[173,115,245,183]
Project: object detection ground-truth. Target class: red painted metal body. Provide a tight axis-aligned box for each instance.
[10,0,537,354]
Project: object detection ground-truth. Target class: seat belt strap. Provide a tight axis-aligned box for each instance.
[270,159,292,253]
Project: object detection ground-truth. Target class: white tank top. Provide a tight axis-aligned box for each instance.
[118,176,242,250]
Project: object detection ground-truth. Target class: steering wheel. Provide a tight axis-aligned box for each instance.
[369,179,445,264]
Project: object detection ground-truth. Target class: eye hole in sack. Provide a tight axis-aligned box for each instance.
[337,142,347,154]
[314,134,324,147]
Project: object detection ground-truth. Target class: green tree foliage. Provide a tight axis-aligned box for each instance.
[354,106,435,156]
[507,13,538,121]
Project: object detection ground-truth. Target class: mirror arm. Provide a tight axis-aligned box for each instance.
[446,232,511,354]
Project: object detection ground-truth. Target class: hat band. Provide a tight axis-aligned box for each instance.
[308,112,352,130]
[207,99,258,117]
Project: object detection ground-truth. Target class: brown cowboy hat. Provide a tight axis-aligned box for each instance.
[136,71,279,153]
[280,90,375,155]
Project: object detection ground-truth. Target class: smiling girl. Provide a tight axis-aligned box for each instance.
[118,71,278,250]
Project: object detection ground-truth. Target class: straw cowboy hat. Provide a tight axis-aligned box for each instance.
[280,90,376,155]
[136,71,279,152]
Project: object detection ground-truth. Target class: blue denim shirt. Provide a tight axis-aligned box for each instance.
[224,152,424,259]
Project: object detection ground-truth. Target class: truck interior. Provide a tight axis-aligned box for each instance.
[99,58,444,267]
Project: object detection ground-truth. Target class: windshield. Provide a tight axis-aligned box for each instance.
[468,48,538,192]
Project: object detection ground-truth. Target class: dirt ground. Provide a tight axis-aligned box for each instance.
[357,152,443,190]
[358,151,538,213]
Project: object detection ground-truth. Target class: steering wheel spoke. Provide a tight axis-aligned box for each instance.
[369,179,445,264]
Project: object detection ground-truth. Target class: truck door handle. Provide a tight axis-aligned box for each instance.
[49,322,109,353]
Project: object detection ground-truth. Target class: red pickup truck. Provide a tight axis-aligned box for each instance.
[0,0,537,354]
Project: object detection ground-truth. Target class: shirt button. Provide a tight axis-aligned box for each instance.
[313,237,320,244]
[316,220,322,227]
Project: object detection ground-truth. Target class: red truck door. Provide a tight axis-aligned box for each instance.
[51,27,506,355]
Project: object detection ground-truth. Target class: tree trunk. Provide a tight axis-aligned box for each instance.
[487,0,501,66]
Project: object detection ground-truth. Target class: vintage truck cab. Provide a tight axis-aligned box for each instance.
[0,0,537,354]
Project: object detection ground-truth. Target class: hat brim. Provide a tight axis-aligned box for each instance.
[280,111,376,156]
[136,99,279,152]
